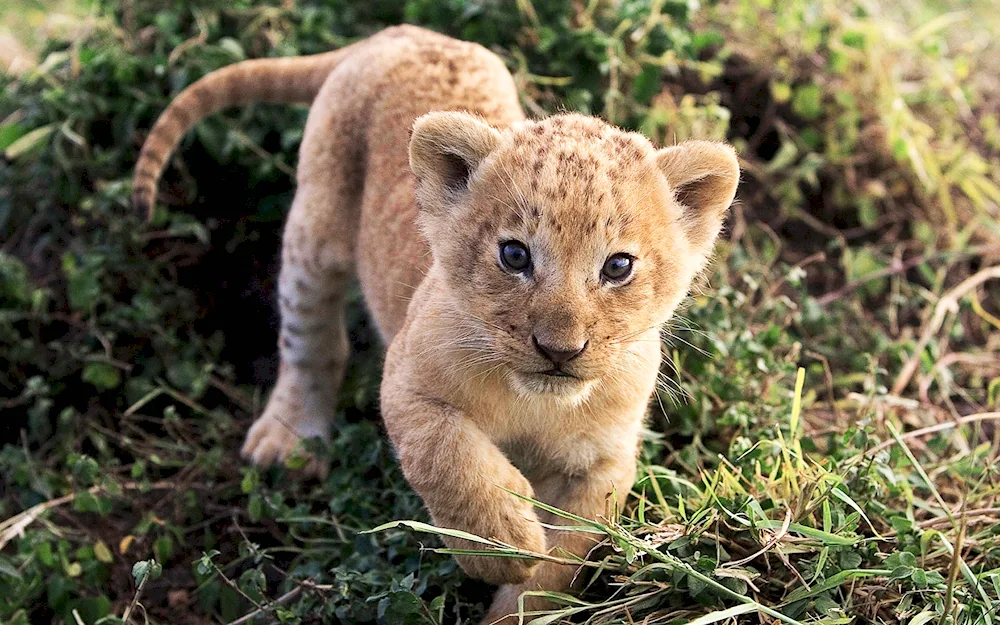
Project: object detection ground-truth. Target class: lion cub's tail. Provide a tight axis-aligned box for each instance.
[132,46,352,219]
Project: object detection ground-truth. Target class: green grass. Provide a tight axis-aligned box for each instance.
[1,0,998,624]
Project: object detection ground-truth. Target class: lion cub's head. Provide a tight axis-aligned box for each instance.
[409,112,738,401]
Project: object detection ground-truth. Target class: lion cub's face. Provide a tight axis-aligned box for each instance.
[410,113,739,401]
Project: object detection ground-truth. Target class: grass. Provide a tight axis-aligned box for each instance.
[0,0,998,623]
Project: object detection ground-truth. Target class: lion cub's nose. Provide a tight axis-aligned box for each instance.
[531,335,588,365]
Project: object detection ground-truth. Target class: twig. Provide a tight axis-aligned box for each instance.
[937,514,966,625]
[723,508,792,568]
[920,508,1000,530]
[206,517,333,622]
[805,350,843,423]
[750,252,826,319]
[0,490,97,551]
[121,565,151,625]
[230,129,296,177]
[167,13,209,67]
[225,580,334,625]
[209,561,268,615]
[210,375,254,411]
[0,481,176,550]
[881,507,1000,538]
[226,587,301,625]
[860,412,1000,458]
[918,352,1000,404]
[817,245,1000,306]
[892,265,1000,395]
[158,381,213,415]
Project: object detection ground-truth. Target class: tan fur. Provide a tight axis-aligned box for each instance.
[133,25,739,623]
[132,46,351,216]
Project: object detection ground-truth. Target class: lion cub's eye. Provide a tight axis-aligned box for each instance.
[602,253,634,283]
[500,240,531,273]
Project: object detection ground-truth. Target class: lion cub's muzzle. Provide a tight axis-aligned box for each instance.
[531,334,587,365]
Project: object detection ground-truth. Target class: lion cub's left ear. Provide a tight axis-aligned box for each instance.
[656,140,740,254]
[409,111,501,220]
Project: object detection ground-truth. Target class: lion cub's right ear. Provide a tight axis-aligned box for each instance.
[409,111,501,218]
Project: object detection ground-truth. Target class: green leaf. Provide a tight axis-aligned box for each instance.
[363,520,502,547]
[772,82,792,103]
[154,536,174,563]
[782,569,892,604]
[61,253,104,311]
[839,550,862,570]
[238,569,266,602]
[378,591,422,621]
[82,362,122,391]
[681,604,759,625]
[0,555,23,580]
[74,490,103,514]
[814,596,840,615]
[4,124,56,159]
[889,566,913,580]
[752,520,859,546]
[37,542,56,567]
[195,551,220,576]
[909,610,938,625]
[0,122,27,151]
[132,559,161,585]
[886,551,917,569]
[791,84,823,120]
[247,494,263,521]
[94,541,113,564]
[830,487,881,538]
[688,572,707,597]
[240,468,259,494]
[632,64,662,105]
[857,197,878,228]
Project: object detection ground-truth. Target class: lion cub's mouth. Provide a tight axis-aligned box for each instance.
[510,368,594,401]
[539,368,575,378]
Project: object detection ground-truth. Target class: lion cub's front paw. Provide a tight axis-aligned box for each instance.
[457,540,543,586]
[448,501,547,585]
[240,400,330,477]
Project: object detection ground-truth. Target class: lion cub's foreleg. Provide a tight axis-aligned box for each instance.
[241,186,355,476]
[482,456,637,625]
[380,388,548,585]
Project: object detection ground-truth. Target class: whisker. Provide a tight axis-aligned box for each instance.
[661,329,710,358]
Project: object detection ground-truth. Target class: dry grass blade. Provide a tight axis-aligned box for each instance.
[893,265,1000,394]
[0,481,176,551]
[860,411,1000,458]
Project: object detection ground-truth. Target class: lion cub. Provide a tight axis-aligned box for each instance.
[134,24,738,624]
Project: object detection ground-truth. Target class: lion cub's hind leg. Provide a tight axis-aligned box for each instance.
[241,103,363,476]
[240,192,355,476]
